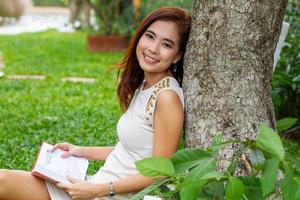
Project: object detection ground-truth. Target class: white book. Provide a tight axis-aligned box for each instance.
[32,142,89,184]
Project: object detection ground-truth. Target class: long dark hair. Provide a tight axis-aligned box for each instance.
[117,6,191,111]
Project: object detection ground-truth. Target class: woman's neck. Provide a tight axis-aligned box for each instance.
[143,71,171,90]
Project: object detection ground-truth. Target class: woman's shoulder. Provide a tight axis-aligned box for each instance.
[144,76,184,127]
[156,89,182,106]
[154,76,184,108]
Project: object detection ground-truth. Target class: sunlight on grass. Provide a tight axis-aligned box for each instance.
[0,30,123,173]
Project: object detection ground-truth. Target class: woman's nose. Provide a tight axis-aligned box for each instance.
[148,41,159,54]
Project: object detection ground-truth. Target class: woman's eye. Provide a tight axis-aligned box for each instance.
[162,43,172,48]
[145,33,154,39]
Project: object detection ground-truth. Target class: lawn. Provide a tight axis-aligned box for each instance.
[0,30,123,174]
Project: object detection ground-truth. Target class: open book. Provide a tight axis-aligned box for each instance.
[32,142,89,184]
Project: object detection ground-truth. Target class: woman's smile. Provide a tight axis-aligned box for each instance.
[143,52,159,64]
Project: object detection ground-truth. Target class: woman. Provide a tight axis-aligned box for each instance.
[0,6,191,200]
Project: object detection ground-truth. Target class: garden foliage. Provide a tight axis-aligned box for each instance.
[272,0,300,136]
[133,124,300,200]
[89,0,193,37]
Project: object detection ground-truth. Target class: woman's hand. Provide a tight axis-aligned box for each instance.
[57,176,103,200]
[51,142,83,158]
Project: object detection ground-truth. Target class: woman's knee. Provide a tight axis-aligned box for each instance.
[0,169,10,193]
[0,169,50,200]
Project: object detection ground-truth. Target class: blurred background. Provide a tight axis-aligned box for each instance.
[0,0,194,35]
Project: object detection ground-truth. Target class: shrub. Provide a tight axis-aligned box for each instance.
[133,124,300,200]
[272,0,300,138]
[272,0,300,120]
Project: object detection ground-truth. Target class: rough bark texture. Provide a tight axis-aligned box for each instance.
[183,0,287,173]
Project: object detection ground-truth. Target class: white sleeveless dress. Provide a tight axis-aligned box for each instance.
[45,76,184,200]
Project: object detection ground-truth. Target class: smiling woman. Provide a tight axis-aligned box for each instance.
[0,6,191,200]
[136,20,182,85]
[117,7,191,111]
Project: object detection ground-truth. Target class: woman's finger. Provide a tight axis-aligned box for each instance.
[66,175,81,183]
[50,142,69,152]
[56,182,71,190]
[61,149,75,158]
[50,144,59,152]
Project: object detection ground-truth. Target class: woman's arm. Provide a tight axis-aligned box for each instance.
[80,146,114,161]
[57,173,154,199]
[51,143,114,161]
[152,89,184,157]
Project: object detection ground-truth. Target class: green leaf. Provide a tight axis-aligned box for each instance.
[272,91,281,113]
[135,157,175,177]
[209,132,223,155]
[285,151,300,175]
[239,176,264,200]
[261,157,280,197]
[276,118,298,133]
[180,181,206,200]
[171,148,210,173]
[131,179,169,200]
[225,177,245,200]
[182,159,216,185]
[248,149,265,171]
[282,162,294,200]
[256,124,285,160]
[212,132,223,146]
[200,182,225,199]
[200,171,223,181]
[292,177,300,200]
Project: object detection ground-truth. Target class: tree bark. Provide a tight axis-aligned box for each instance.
[183,0,287,173]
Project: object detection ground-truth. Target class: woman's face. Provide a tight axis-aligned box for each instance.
[136,20,182,75]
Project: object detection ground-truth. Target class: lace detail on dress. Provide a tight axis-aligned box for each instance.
[145,77,171,127]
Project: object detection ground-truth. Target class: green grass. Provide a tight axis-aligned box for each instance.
[1,31,121,77]
[0,30,123,173]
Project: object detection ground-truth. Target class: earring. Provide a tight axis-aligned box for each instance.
[172,63,177,73]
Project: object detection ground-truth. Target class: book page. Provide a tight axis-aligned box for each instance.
[33,142,89,183]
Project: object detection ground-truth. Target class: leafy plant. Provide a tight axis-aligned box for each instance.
[132,0,193,38]
[89,0,194,37]
[276,117,298,134]
[89,0,134,36]
[272,0,300,122]
[139,0,193,16]
[133,124,300,200]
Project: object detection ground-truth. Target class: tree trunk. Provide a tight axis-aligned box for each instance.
[183,0,287,173]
